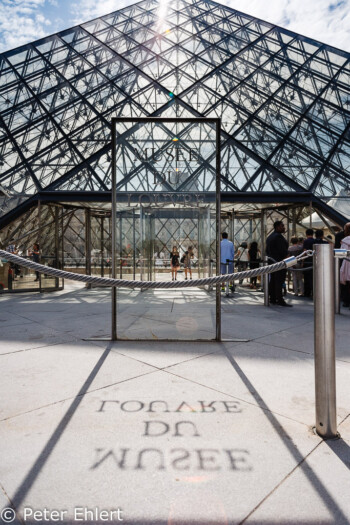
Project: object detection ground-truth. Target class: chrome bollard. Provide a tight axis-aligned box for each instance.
[263,256,269,307]
[314,244,337,439]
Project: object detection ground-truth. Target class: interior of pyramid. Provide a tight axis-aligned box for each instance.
[0,0,349,237]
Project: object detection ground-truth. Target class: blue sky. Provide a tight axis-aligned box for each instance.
[0,0,349,53]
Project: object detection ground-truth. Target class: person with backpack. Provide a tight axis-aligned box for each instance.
[181,246,194,280]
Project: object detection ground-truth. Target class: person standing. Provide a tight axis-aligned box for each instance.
[288,237,304,296]
[169,246,180,281]
[334,225,345,249]
[334,225,347,305]
[248,242,260,289]
[340,223,350,307]
[302,229,315,297]
[314,229,328,245]
[266,221,292,307]
[220,232,234,291]
[30,243,40,282]
[182,246,194,280]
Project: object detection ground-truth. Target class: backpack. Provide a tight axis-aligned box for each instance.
[180,252,187,264]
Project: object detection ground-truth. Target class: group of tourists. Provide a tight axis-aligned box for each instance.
[266,221,350,307]
[219,220,350,307]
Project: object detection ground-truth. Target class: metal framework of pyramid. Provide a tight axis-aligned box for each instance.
[0,0,350,228]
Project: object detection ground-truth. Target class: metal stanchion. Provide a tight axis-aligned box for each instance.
[263,256,269,307]
[225,260,230,296]
[140,257,145,293]
[314,244,337,439]
[334,256,340,315]
[208,259,213,292]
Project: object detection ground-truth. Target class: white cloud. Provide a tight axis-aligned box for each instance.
[0,0,51,52]
[0,0,349,53]
[70,0,133,24]
[222,0,350,51]
[69,0,350,51]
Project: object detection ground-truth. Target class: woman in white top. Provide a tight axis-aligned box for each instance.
[236,242,249,285]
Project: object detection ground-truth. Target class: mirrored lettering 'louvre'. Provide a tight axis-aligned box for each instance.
[0,0,349,225]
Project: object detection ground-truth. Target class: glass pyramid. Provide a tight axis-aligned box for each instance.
[0,0,349,223]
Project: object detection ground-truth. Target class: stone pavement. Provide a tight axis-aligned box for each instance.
[0,283,350,525]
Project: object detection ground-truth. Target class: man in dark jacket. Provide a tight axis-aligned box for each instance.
[266,220,292,307]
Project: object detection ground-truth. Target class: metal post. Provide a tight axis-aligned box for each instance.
[208,259,213,292]
[101,217,104,278]
[54,206,59,288]
[119,215,123,279]
[85,208,92,289]
[215,120,221,341]
[225,261,229,296]
[197,210,201,279]
[111,124,117,341]
[140,205,144,283]
[292,208,296,237]
[334,257,340,315]
[309,201,313,229]
[61,206,64,284]
[263,256,269,306]
[38,200,42,292]
[133,209,136,280]
[260,210,266,260]
[314,244,337,439]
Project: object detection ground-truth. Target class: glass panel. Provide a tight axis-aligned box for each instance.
[113,118,219,340]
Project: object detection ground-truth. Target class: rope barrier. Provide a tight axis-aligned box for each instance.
[0,249,312,290]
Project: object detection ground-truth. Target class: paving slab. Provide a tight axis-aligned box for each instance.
[0,321,77,355]
[0,370,321,525]
[165,342,350,425]
[257,321,350,362]
[110,340,221,368]
[245,438,350,525]
[32,313,111,339]
[116,289,217,340]
[0,310,34,328]
[221,305,313,340]
[0,342,156,420]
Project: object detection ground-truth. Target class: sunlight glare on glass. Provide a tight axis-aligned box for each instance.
[158,0,169,20]
[156,0,170,33]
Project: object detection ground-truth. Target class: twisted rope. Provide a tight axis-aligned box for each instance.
[0,250,312,290]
